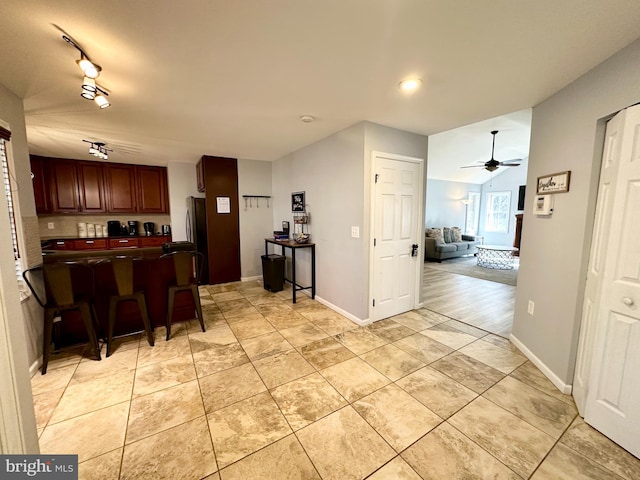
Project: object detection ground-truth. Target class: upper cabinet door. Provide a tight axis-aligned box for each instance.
[136,165,169,213]
[77,161,106,213]
[49,159,80,213]
[30,155,50,214]
[105,163,137,213]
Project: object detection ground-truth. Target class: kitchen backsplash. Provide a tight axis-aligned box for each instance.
[39,214,172,239]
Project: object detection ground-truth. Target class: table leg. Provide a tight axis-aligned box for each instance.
[292,248,297,303]
[311,244,315,299]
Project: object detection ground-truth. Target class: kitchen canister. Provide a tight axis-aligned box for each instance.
[77,222,87,238]
[87,223,96,237]
[102,225,108,237]
[95,225,103,237]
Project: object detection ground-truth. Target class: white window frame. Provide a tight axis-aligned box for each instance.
[485,191,511,233]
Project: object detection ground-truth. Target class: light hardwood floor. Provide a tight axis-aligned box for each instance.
[422,265,515,338]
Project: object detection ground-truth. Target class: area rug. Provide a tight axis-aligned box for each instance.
[424,256,518,286]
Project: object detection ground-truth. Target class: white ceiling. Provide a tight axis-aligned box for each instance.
[1,1,640,167]
[428,108,531,184]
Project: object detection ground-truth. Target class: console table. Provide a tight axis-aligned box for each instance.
[476,245,519,270]
[264,238,315,303]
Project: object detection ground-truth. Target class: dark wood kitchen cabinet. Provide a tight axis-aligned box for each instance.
[104,163,137,213]
[49,159,81,213]
[30,155,50,214]
[136,165,168,213]
[77,161,106,213]
[33,156,169,215]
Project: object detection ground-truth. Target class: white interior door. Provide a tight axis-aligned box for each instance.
[573,109,625,414]
[371,152,423,321]
[583,104,640,458]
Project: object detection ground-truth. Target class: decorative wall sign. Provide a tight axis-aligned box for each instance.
[291,191,305,212]
[536,171,571,195]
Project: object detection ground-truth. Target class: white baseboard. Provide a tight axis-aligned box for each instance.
[313,295,370,327]
[510,333,573,395]
[29,357,42,378]
[241,275,263,282]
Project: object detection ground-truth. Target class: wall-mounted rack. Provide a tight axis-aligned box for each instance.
[242,195,271,209]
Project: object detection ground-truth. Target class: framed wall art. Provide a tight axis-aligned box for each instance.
[537,171,571,195]
[291,191,305,212]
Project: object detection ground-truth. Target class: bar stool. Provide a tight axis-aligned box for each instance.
[162,251,206,340]
[103,256,154,356]
[23,262,102,375]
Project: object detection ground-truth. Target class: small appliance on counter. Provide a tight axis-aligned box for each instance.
[143,222,155,236]
[128,220,139,236]
[107,221,121,237]
[161,224,171,235]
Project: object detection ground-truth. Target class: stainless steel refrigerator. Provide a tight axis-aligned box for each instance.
[186,196,209,285]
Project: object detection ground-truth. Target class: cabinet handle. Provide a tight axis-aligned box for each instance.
[119,240,129,243]
[56,242,64,245]
[86,241,94,244]
[622,297,634,306]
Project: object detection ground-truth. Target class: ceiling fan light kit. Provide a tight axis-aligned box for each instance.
[461,130,522,172]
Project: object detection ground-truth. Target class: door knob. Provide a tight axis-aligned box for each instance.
[411,244,419,257]
[622,297,634,306]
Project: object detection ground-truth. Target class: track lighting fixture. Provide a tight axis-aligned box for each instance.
[82,140,111,160]
[63,33,111,109]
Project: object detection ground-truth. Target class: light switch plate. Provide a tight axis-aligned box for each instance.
[47,222,54,229]
[351,226,359,238]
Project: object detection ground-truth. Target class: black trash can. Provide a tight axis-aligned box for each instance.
[261,254,285,292]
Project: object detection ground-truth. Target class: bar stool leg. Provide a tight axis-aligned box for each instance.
[107,297,118,357]
[79,303,101,361]
[190,284,205,333]
[42,308,56,375]
[135,293,155,347]
[166,286,176,341]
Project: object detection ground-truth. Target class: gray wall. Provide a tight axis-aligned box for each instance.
[272,123,367,318]
[513,37,640,385]
[238,159,273,279]
[479,161,528,246]
[271,121,427,321]
[425,179,480,229]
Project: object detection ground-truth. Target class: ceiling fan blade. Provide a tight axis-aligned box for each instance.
[500,163,521,167]
[461,165,486,169]
[500,158,523,164]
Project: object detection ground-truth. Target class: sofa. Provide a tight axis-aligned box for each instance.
[424,227,482,261]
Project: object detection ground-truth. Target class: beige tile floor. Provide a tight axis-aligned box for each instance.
[32,280,640,480]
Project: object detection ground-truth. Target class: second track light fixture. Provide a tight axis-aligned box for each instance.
[82,140,111,160]
[63,33,111,109]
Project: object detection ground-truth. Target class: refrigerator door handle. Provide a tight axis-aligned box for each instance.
[186,209,192,243]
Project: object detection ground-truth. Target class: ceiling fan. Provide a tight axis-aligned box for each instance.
[461,130,521,172]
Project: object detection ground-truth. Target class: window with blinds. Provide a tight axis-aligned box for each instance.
[0,135,22,278]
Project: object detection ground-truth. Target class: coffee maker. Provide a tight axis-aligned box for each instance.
[128,221,139,236]
[143,222,155,236]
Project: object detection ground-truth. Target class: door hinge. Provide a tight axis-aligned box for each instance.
[373,238,376,246]
[372,299,375,307]
[375,173,379,183]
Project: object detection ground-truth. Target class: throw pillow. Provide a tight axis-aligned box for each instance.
[443,227,452,243]
[427,228,444,242]
[451,227,462,242]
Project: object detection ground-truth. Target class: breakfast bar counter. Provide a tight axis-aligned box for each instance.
[39,247,198,346]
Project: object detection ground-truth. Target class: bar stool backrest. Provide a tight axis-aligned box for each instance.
[173,252,194,287]
[111,257,135,296]
[43,263,75,307]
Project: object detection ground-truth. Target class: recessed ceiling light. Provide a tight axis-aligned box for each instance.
[398,78,422,92]
[300,115,314,123]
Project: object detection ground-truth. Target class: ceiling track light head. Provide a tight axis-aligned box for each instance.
[83,139,111,159]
